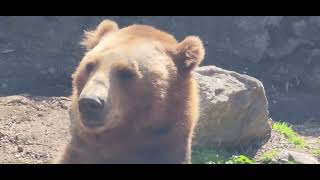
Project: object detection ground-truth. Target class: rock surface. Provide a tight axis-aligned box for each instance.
[193,66,272,148]
[264,150,320,164]
[287,150,319,164]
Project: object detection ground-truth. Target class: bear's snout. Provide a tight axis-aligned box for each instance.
[78,94,107,127]
[78,95,105,113]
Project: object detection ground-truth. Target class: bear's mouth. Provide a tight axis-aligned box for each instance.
[79,103,112,128]
[80,113,105,128]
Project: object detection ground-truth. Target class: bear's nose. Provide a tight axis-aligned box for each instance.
[78,95,105,114]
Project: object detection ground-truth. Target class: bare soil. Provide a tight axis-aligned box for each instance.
[0,95,71,164]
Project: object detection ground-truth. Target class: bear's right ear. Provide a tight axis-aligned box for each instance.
[81,19,119,50]
[172,36,205,73]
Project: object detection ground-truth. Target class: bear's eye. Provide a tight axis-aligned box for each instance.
[86,62,95,73]
[117,68,135,80]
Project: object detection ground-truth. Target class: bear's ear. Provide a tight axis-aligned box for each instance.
[81,19,119,50]
[173,36,205,72]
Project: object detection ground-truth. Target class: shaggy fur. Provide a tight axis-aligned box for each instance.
[55,19,205,164]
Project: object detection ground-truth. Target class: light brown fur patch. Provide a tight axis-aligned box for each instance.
[55,19,205,164]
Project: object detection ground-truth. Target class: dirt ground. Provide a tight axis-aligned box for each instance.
[0,95,319,164]
[253,128,320,163]
[0,95,71,164]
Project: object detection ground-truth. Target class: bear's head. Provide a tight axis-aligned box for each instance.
[71,19,205,133]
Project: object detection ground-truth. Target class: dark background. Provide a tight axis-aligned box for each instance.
[1,16,320,124]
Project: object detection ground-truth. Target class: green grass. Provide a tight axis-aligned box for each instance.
[312,148,320,158]
[192,149,255,164]
[259,150,279,164]
[225,155,255,164]
[287,160,296,164]
[273,122,305,147]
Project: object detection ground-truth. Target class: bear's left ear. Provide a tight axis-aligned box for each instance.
[81,19,119,50]
[173,36,205,72]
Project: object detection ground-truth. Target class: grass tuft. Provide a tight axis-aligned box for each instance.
[273,122,305,147]
[312,148,320,158]
[259,150,279,164]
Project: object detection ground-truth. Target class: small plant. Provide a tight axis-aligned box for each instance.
[312,148,320,158]
[287,160,296,164]
[225,155,255,164]
[273,122,305,147]
[259,150,279,164]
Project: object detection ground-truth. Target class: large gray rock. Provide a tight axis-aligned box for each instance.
[192,66,272,148]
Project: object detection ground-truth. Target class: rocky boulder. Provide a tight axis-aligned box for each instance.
[274,150,319,164]
[192,66,272,148]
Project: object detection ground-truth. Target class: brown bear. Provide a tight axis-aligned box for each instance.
[55,19,205,164]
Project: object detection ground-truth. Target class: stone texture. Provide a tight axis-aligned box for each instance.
[193,66,272,148]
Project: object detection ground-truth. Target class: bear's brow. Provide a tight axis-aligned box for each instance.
[120,25,178,45]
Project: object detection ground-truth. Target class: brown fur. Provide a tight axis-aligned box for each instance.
[55,19,205,164]
[81,19,119,50]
